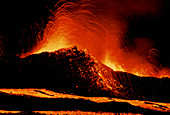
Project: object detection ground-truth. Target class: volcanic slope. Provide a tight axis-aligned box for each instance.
[0,47,170,102]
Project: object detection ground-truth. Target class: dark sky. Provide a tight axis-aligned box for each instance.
[125,0,170,66]
[0,0,56,54]
[0,0,169,66]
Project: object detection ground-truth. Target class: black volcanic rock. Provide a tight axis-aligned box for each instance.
[0,92,168,114]
[18,47,128,97]
[0,47,170,102]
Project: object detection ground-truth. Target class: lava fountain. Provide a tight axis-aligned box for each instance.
[20,0,170,78]
[0,1,170,114]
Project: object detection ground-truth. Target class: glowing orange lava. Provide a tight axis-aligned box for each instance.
[20,0,170,78]
[0,89,169,112]
[0,110,141,115]
[0,110,21,114]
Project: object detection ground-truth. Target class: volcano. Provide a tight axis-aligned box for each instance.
[0,47,170,114]
[0,0,170,114]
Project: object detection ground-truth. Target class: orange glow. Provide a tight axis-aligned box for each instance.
[0,88,113,103]
[0,110,21,114]
[20,0,170,78]
[0,89,170,112]
[0,110,141,115]
[33,111,141,115]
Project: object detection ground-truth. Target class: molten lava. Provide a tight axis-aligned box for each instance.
[1,0,170,114]
[0,89,169,112]
[20,0,170,78]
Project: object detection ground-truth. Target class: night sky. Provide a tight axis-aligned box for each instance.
[0,0,169,67]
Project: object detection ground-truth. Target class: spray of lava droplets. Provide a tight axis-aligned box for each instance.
[21,0,170,78]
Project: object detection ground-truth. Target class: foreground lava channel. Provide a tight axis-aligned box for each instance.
[0,88,169,112]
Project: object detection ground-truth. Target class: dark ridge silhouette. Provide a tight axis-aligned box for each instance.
[0,47,170,103]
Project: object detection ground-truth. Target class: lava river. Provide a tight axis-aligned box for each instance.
[0,88,169,114]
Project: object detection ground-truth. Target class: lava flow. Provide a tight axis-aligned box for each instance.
[0,89,169,112]
[0,0,170,114]
[0,110,139,115]
[20,0,170,78]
